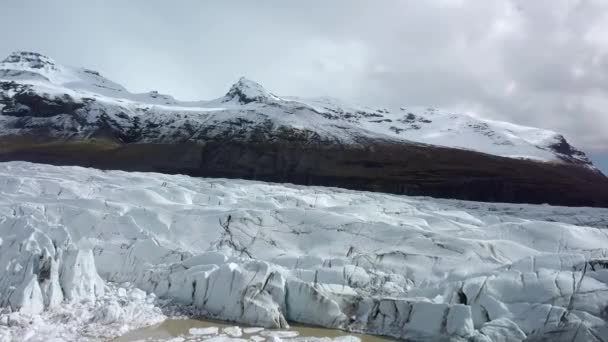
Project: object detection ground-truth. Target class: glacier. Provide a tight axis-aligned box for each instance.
[0,161,607,341]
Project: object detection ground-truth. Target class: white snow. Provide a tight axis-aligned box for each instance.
[223,77,282,104]
[0,51,594,166]
[0,162,607,341]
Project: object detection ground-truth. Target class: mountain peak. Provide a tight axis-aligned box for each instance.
[1,51,58,70]
[223,77,281,104]
[0,51,130,95]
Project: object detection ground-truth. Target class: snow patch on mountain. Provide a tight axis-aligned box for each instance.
[223,77,282,104]
[0,162,607,341]
[0,51,594,167]
[0,51,128,96]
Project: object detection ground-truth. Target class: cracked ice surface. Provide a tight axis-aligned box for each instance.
[0,162,607,341]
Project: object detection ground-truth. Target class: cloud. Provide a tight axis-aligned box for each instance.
[0,0,606,152]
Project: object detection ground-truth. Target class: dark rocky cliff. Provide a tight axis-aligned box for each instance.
[1,135,607,208]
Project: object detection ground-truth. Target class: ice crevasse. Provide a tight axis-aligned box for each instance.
[0,162,607,341]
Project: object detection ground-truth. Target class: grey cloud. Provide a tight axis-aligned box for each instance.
[0,0,607,154]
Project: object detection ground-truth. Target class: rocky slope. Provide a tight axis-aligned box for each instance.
[1,162,607,341]
[1,51,607,207]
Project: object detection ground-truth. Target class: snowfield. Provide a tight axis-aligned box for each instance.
[0,162,607,341]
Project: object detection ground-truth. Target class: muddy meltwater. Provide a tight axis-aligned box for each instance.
[114,318,395,342]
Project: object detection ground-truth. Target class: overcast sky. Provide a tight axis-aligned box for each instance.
[1,0,607,171]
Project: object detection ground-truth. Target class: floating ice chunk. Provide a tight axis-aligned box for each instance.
[167,337,186,342]
[223,326,243,337]
[260,330,300,338]
[332,337,361,342]
[189,326,219,335]
[202,337,248,342]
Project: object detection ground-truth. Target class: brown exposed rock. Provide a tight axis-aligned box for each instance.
[1,135,607,208]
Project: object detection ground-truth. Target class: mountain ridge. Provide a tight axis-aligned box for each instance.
[1,51,607,207]
[0,51,593,166]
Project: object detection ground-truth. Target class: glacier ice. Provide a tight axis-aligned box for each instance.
[0,162,607,341]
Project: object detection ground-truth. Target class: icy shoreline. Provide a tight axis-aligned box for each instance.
[0,162,607,341]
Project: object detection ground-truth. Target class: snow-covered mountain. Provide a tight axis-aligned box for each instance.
[0,51,592,165]
[1,162,607,341]
[1,51,607,208]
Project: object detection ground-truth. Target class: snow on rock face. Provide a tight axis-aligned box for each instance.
[1,51,58,73]
[0,51,595,167]
[0,51,127,96]
[223,77,282,104]
[0,162,607,341]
